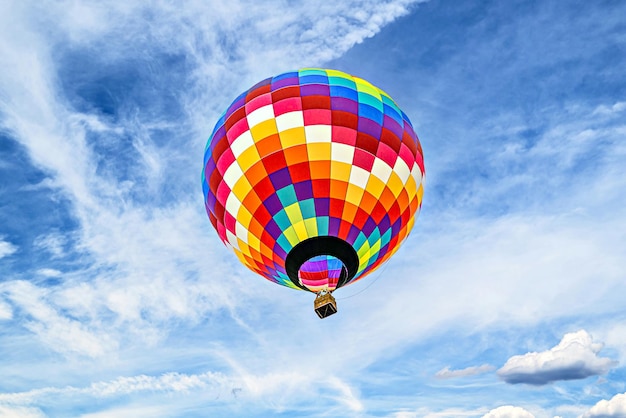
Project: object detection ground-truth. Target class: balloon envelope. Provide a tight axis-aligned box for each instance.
[202,68,424,293]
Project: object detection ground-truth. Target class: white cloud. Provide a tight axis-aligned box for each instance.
[8,0,622,385]
[2,280,117,358]
[581,392,626,418]
[0,299,12,320]
[311,203,626,383]
[595,323,626,365]
[0,405,46,418]
[435,364,495,379]
[0,0,428,359]
[388,406,544,418]
[553,404,590,418]
[78,404,171,418]
[497,330,617,385]
[390,412,419,418]
[0,370,231,404]
[482,405,535,418]
[388,407,489,418]
[326,376,364,412]
[592,101,626,116]
[0,368,362,416]
[36,268,62,278]
[0,238,17,259]
[33,233,66,258]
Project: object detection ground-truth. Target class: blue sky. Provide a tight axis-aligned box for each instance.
[1,0,625,417]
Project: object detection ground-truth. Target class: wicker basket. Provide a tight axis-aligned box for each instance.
[314,293,337,318]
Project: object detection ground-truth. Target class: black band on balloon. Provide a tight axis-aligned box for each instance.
[285,236,359,292]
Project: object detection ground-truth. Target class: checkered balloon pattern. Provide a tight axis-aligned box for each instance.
[202,68,425,293]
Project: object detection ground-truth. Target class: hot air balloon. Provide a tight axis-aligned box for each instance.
[202,68,424,318]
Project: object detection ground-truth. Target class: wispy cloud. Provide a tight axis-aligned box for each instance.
[0,371,233,404]
[33,232,66,259]
[0,369,364,416]
[0,0,428,360]
[497,330,617,385]
[0,405,46,418]
[595,322,626,365]
[435,364,495,379]
[592,101,626,116]
[2,280,117,358]
[326,376,364,412]
[0,237,17,259]
[77,405,173,418]
[35,268,62,278]
[0,298,12,320]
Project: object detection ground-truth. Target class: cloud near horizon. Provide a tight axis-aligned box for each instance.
[482,405,535,418]
[0,368,365,415]
[497,330,617,385]
[581,392,626,418]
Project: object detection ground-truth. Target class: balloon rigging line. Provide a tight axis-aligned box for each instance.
[336,260,391,300]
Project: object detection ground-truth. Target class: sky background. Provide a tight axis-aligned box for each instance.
[1,0,625,417]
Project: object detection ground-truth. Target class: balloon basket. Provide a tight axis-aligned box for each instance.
[314,292,337,319]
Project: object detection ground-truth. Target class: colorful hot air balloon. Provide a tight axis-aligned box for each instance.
[202,68,424,317]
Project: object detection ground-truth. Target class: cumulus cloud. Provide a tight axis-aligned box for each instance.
[0,238,17,259]
[435,364,495,379]
[417,408,487,418]
[482,405,535,418]
[497,330,617,385]
[581,392,626,418]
